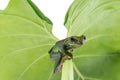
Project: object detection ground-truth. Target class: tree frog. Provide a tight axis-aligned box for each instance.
[48,35,86,73]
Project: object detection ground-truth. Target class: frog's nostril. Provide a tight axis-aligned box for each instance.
[81,35,86,40]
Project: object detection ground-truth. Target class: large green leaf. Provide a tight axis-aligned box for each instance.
[1,0,120,80]
[65,0,120,80]
[0,0,58,80]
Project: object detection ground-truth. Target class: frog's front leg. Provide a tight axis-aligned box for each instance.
[65,48,73,59]
[67,49,73,53]
[63,45,73,59]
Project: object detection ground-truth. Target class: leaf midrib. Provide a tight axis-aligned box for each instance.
[1,44,53,61]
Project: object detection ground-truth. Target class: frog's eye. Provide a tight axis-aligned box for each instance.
[70,37,76,42]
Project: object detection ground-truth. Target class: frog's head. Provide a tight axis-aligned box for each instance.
[67,35,86,48]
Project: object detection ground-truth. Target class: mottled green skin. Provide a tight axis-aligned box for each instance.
[48,35,86,73]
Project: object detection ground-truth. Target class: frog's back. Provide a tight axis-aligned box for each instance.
[49,39,65,54]
[55,39,65,47]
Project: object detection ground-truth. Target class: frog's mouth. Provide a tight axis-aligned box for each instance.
[70,44,82,48]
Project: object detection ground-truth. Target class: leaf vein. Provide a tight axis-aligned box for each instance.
[1,44,53,61]
[17,53,47,80]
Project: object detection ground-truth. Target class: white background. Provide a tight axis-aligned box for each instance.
[0,0,73,39]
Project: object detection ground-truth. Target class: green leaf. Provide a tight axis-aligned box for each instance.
[65,0,120,80]
[0,0,58,80]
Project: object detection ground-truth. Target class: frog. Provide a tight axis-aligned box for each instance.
[48,35,86,73]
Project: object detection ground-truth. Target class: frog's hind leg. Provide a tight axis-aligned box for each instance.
[48,47,53,54]
[50,52,60,61]
[53,53,63,73]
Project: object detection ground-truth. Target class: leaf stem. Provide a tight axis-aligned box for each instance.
[61,60,74,80]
